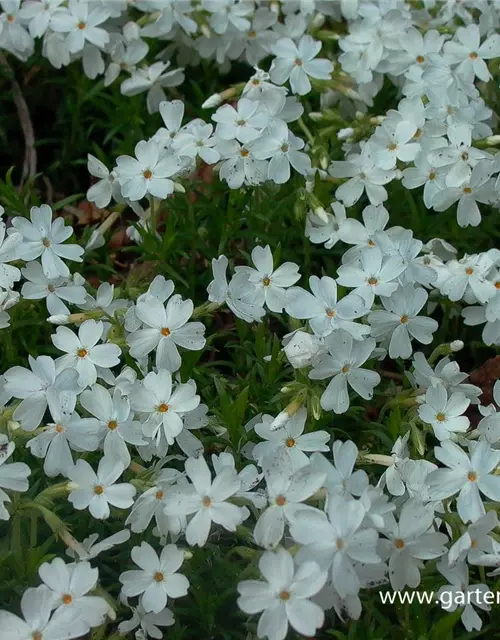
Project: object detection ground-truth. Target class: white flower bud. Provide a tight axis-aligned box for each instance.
[173,181,185,193]
[486,135,500,146]
[312,12,325,28]
[450,340,464,352]
[337,127,354,140]
[47,314,70,325]
[314,206,329,223]
[202,93,222,109]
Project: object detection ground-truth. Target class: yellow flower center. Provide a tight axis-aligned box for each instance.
[469,51,478,59]
[62,594,72,605]
[468,471,477,482]
[161,327,171,336]
[154,571,164,582]
[156,490,164,500]
[42,237,51,247]
[285,438,295,448]
[336,538,345,550]
[77,21,86,29]
[157,403,169,413]
[436,413,446,422]
[368,277,378,286]
[94,485,104,495]
[77,348,88,358]
[400,314,409,324]
[107,420,118,430]
[275,495,287,506]
[143,169,152,179]
[262,277,271,286]
[416,55,425,63]
[465,267,474,275]
[394,538,405,549]
[279,590,291,600]
[202,496,212,507]
[341,364,350,374]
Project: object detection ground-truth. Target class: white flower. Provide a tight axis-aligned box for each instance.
[368,284,438,359]
[21,260,87,315]
[286,275,369,340]
[252,120,311,183]
[27,395,101,478]
[119,542,189,614]
[0,220,22,289]
[313,440,369,500]
[204,0,252,35]
[427,440,500,523]
[234,245,300,313]
[0,288,19,329]
[0,434,30,520]
[309,330,380,414]
[370,120,421,170]
[80,384,145,466]
[129,370,200,446]
[252,408,330,470]
[125,469,186,537]
[212,98,268,143]
[270,35,333,95]
[3,354,78,431]
[380,499,447,591]
[418,384,470,441]
[443,24,500,83]
[120,61,184,114]
[86,154,121,208]
[127,294,206,372]
[207,255,265,323]
[432,160,495,228]
[291,494,380,598]
[410,352,481,402]
[448,511,499,567]
[439,252,497,304]
[436,560,490,632]
[254,456,326,549]
[50,0,109,53]
[67,455,136,520]
[163,455,248,547]
[115,140,181,201]
[52,320,121,388]
[336,246,405,307]
[329,150,395,207]
[237,548,327,640]
[67,529,131,562]
[217,139,268,188]
[38,557,109,627]
[0,585,90,640]
[304,201,348,249]
[172,121,220,164]
[12,205,83,278]
[118,602,175,639]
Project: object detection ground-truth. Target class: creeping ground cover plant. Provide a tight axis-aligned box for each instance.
[2,0,500,639]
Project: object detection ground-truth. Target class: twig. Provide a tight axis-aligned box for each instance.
[0,52,36,185]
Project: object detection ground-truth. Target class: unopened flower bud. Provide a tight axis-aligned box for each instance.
[450,340,464,352]
[200,23,211,39]
[312,12,325,28]
[486,135,500,146]
[173,181,185,193]
[337,127,354,140]
[312,206,327,223]
[202,93,222,109]
[308,112,323,122]
[47,314,70,325]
